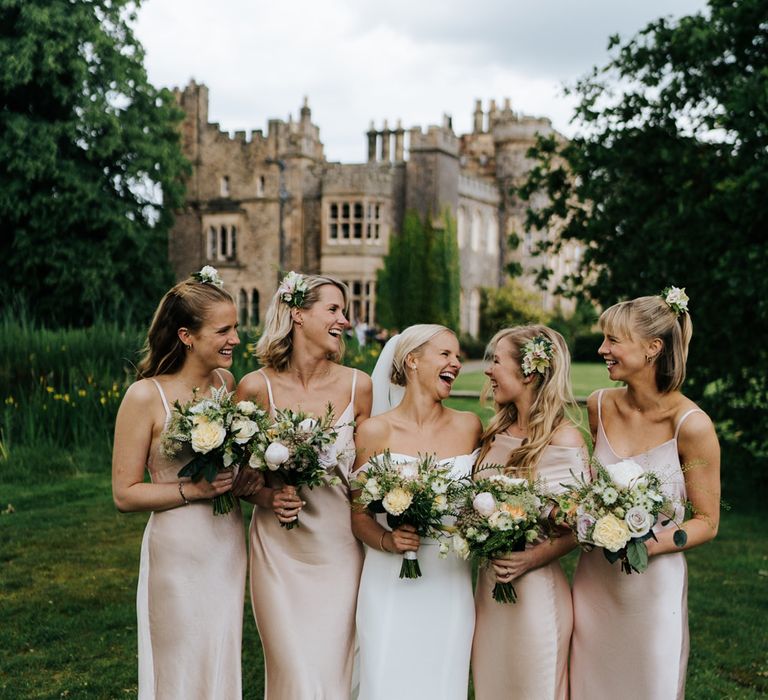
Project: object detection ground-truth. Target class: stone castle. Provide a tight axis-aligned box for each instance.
[169,80,579,336]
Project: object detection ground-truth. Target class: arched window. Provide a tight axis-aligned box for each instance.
[207,226,217,260]
[471,210,481,252]
[239,289,248,327]
[251,289,260,326]
[469,288,481,338]
[486,216,498,255]
[457,207,466,249]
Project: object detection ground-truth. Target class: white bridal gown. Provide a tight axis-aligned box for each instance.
[355,452,477,700]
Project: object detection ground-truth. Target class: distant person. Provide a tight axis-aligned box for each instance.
[471,325,587,700]
[570,289,721,699]
[236,272,372,699]
[112,267,261,699]
[355,319,368,347]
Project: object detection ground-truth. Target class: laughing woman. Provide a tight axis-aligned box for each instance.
[471,325,587,700]
[112,268,257,699]
[236,273,372,700]
[569,289,721,700]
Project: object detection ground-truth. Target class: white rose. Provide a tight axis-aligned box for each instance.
[592,514,631,552]
[264,442,290,471]
[236,400,258,415]
[453,534,470,560]
[248,452,264,470]
[488,511,514,531]
[605,459,646,489]
[473,492,496,517]
[298,418,318,433]
[190,417,226,454]
[396,460,419,480]
[231,418,259,444]
[625,506,654,537]
[364,477,381,500]
[433,494,448,512]
[317,443,338,470]
[382,487,413,516]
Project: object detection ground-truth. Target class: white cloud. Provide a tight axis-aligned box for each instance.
[133,0,709,162]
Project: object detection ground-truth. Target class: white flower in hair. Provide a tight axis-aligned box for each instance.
[193,265,224,288]
[277,271,309,307]
[662,286,689,315]
[520,335,555,376]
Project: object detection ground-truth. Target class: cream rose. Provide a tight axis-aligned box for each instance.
[231,418,259,444]
[592,514,631,552]
[190,418,226,453]
[473,492,496,517]
[264,442,290,471]
[364,477,381,499]
[625,506,654,537]
[605,459,646,489]
[433,494,448,512]
[236,400,258,415]
[382,487,413,516]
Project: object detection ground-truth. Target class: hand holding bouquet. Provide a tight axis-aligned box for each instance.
[162,386,268,515]
[554,458,687,574]
[353,452,461,579]
[248,404,349,529]
[452,472,546,603]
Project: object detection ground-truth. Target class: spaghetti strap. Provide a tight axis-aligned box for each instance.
[214,369,227,388]
[150,379,171,422]
[258,369,276,412]
[596,389,605,427]
[674,408,704,440]
[350,369,358,405]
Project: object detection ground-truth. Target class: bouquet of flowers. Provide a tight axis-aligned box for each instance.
[352,452,464,579]
[452,472,546,603]
[248,404,348,529]
[162,386,268,515]
[554,458,687,574]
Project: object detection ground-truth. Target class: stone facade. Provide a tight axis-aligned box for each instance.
[169,81,578,334]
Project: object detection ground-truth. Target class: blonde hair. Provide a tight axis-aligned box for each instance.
[391,324,455,386]
[256,274,349,371]
[136,277,234,378]
[600,295,692,393]
[476,325,577,480]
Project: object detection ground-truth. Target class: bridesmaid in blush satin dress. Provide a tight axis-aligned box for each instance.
[112,270,259,699]
[351,325,483,700]
[236,273,372,700]
[570,292,721,700]
[471,326,587,700]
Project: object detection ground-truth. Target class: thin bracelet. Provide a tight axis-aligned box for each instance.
[178,481,190,506]
[379,530,390,553]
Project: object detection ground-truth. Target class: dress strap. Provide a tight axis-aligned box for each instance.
[258,369,276,413]
[674,408,704,440]
[350,369,358,406]
[150,379,171,422]
[214,368,227,388]
[596,389,605,428]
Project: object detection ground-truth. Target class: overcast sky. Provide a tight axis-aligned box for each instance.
[134,0,709,162]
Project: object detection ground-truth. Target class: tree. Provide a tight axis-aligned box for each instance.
[479,280,550,342]
[0,0,188,326]
[376,209,460,332]
[518,0,768,470]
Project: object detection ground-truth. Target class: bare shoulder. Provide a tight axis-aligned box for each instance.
[677,401,716,441]
[448,408,483,440]
[122,378,159,407]
[236,369,268,404]
[356,414,392,446]
[550,421,587,449]
[216,368,236,391]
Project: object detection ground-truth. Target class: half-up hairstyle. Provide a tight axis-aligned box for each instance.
[599,295,692,393]
[476,325,577,480]
[256,274,349,372]
[136,276,234,378]
[390,324,454,386]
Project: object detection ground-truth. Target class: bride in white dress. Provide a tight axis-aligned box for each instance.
[351,324,482,700]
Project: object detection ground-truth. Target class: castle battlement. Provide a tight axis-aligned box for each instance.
[458,174,500,204]
[408,122,459,156]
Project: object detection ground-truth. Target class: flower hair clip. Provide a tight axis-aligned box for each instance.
[192,265,224,288]
[277,271,309,308]
[661,286,689,315]
[521,335,555,376]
